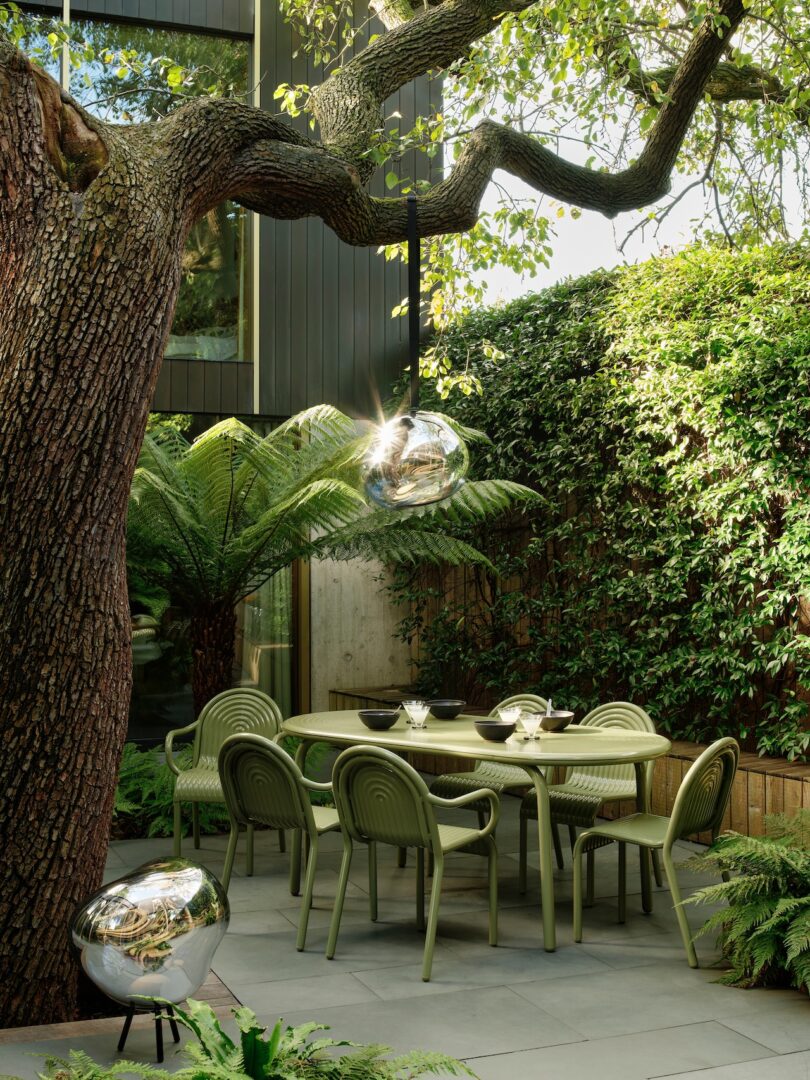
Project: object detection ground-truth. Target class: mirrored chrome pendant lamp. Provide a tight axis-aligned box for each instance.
[363,195,469,508]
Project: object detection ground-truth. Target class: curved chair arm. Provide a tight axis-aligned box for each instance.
[429,787,501,839]
[301,777,333,794]
[164,720,200,777]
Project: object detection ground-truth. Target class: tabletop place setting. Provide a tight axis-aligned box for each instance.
[357,696,577,742]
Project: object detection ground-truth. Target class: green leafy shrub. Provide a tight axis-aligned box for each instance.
[686,811,810,993]
[38,998,475,1079]
[394,243,810,760]
[114,743,230,840]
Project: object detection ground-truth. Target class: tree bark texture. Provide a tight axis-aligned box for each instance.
[0,47,186,1026]
[0,0,750,1025]
[190,604,238,718]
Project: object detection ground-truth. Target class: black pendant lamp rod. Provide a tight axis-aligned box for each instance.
[407,193,420,414]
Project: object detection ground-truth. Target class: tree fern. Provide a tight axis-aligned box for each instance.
[128,409,537,711]
[686,810,810,993]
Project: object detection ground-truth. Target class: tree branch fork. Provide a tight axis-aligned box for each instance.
[2,0,748,249]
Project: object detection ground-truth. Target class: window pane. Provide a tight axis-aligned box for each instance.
[69,19,251,362]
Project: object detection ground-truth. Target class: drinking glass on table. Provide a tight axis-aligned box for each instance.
[497,705,521,726]
[402,700,429,728]
[518,710,542,741]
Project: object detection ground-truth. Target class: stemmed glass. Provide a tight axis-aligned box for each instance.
[497,705,521,726]
[402,700,429,728]
[519,710,542,741]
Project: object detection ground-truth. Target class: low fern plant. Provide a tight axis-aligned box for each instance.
[115,743,230,839]
[686,810,810,993]
[38,998,476,1079]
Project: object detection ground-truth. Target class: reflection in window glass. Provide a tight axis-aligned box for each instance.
[70,19,251,362]
[238,570,294,721]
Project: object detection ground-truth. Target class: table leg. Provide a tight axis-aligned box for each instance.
[290,739,311,896]
[529,767,556,951]
[635,762,652,914]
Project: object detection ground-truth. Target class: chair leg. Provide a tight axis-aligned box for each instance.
[221,824,239,892]
[552,823,564,870]
[326,837,353,960]
[397,847,407,868]
[638,846,654,913]
[192,804,200,849]
[296,835,318,952]
[173,802,182,858]
[585,849,595,907]
[290,829,302,896]
[278,828,286,853]
[422,852,444,982]
[487,836,498,947]
[663,846,698,968]
[567,824,577,861]
[572,834,585,942]
[518,814,528,895]
[416,847,426,932]
[246,824,255,878]
[368,840,378,922]
[652,849,663,887]
[617,842,627,924]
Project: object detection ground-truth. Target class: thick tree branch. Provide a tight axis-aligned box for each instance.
[309,0,533,166]
[228,0,746,242]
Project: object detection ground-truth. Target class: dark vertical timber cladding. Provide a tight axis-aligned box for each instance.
[205,0,222,31]
[204,360,222,412]
[67,1,253,32]
[220,361,239,413]
[170,358,188,406]
[186,360,206,411]
[236,362,253,413]
[151,365,172,410]
[305,217,323,406]
[258,1,427,418]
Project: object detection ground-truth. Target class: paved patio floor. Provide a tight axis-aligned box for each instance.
[1,795,807,1079]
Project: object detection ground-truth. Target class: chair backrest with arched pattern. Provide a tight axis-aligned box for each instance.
[333,745,438,850]
[194,688,283,770]
[667,738,739,845]
[564,702,656,794]
[218,733,314,834]
[488,693,548,718]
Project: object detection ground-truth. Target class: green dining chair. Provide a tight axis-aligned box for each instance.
[165,687,285,861]
[326,745,499,982]
[428,693,555,856]
[218,733,339,951]
[572,737,739,967]
[518,702,663,895]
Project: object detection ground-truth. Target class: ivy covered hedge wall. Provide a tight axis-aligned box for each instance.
[394,244,810,759]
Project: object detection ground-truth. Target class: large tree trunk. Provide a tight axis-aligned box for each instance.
[0,51,184,1026]
[190,603,238,717]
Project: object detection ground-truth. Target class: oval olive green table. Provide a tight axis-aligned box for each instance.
[282,710,671,951]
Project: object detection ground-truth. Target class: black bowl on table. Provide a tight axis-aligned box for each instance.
[426,699,466,720]
[358,709,400,731]
[540,710,575,732]
[474,719,516,743]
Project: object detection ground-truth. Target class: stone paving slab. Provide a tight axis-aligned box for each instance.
[2,797,806,1080]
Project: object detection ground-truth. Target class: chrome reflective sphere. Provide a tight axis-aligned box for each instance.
[363,411,469,508]
[72,858,229,1006]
